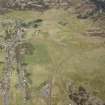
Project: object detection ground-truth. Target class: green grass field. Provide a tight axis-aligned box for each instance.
[0,8,105,104]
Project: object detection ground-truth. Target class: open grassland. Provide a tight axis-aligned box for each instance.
[0,9,105,104]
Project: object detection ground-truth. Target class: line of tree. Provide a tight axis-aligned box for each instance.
[0,21,34,105]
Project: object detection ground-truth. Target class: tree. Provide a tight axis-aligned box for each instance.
[91,0,105,13]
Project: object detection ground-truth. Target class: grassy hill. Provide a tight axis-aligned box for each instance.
[0,8,105,105]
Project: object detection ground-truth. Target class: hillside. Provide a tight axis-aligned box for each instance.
[0,1,105,105]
